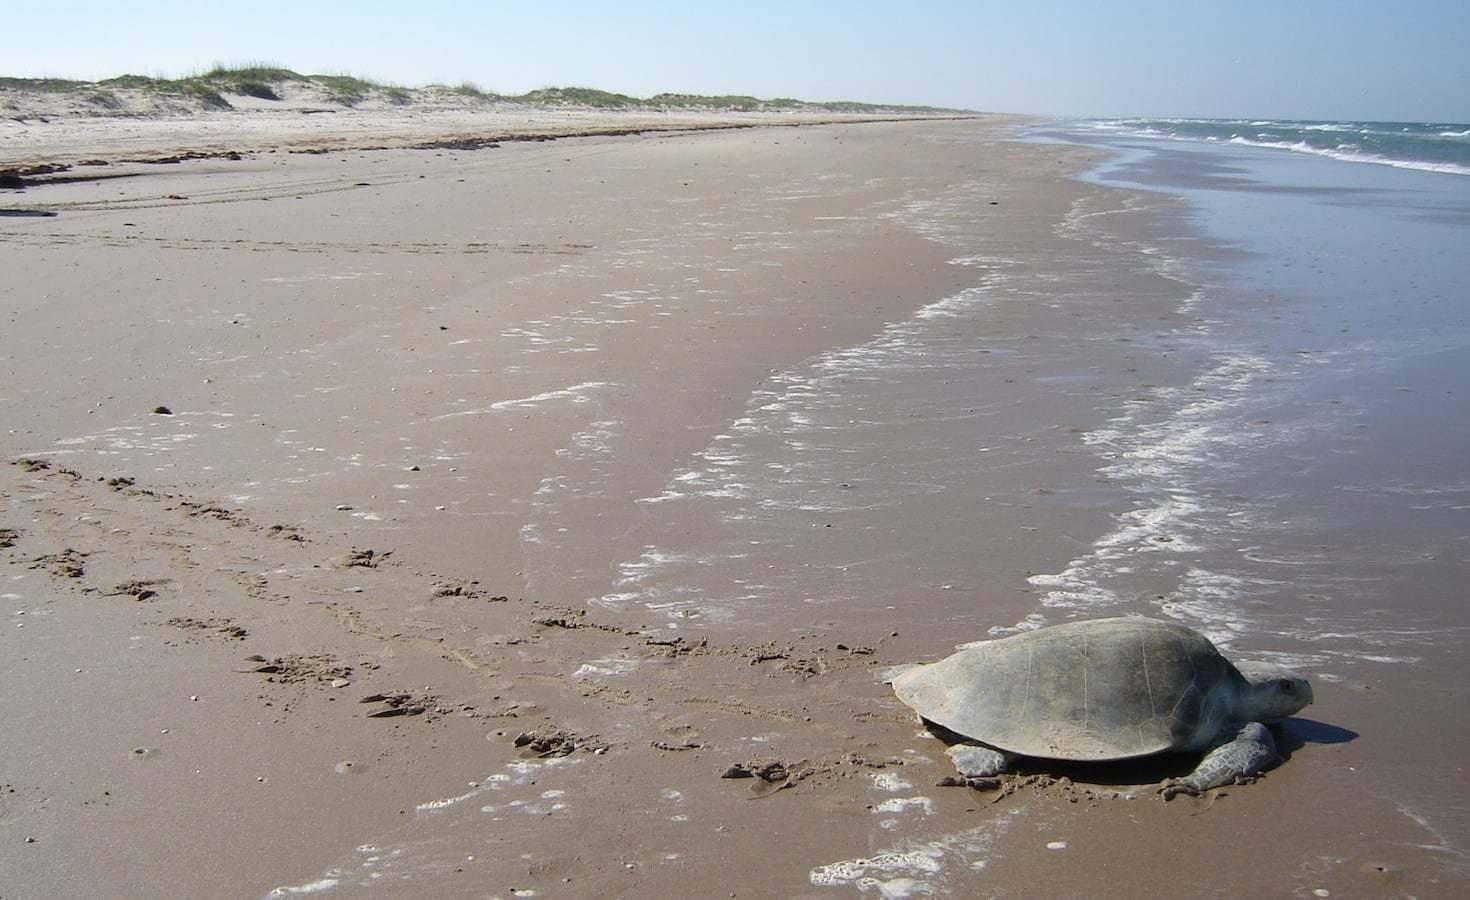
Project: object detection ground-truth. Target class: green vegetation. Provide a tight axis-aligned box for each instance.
[0,76,91,92]
[649,93,764,110]
[200,64,299,97]
[0,78,124,108]
[234,80,281,100]
[84,90,123,110]
[311,75,375,106]
[96,74,163,90]
[515,86,638,108]
[446,81,499,101]
[201,64,299,82]
[81,65,384,109]
[178,80,231,110]
[96,72,234,108]
[1,66,971,115]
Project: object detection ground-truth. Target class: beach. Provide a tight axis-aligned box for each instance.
[3,108,1467,898]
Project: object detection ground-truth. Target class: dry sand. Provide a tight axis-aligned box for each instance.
[1,111,1461,897]
[0,98,966,172]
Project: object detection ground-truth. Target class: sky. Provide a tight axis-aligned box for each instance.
[7,0,1469,121]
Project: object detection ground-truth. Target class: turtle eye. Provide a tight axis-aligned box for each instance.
[1278,679,1297,694]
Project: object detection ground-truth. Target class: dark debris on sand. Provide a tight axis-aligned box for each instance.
[244,653,353,684]
[513,728,609,757]
[31,548,87,579]
[107,579,165,601]
[359,691,459,721]
[340,548,390,568]
[167,616,248,640]
[267,524,307,542]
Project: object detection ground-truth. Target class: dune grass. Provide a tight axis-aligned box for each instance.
[0,77,126,109]
[649,93,763,110]
[443,81,500,101]
[310,75,375,106]
[0,76,92,92]
[201,64,300,83]
[514,86,638,108]
[97,73,233,108]
[2,65,968,115]
[80,65,382,108]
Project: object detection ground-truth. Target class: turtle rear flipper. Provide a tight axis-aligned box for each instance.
[947,743,1015,778]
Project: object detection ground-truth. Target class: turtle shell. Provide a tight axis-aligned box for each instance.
[891,617,1234,761]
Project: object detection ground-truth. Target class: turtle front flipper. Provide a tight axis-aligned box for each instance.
[1161,722,1278,800]
[947,743,1016,779]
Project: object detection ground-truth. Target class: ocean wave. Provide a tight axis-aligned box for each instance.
[1224,136,1470,175]
[1081,117,1470,176]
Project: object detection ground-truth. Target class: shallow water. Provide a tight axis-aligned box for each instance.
[1027,124,1470,656]
[574,150,1196,639]
[1023,124,1470,878]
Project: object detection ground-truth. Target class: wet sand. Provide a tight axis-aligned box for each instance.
[2,115,1465,897]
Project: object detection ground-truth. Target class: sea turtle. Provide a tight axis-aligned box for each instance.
[890,617,1313,798]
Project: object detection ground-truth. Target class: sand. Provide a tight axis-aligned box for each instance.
[1,109,1462,898]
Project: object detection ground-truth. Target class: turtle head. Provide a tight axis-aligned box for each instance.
[1235,660,1314,722]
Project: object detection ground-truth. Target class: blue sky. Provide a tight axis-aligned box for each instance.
[7,1,1468,121]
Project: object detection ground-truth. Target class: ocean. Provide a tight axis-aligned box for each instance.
[1021,116,1470,879]
[1082,116,1470,176]
[1021,118,1470,652]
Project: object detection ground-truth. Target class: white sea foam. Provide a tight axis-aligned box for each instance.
[590,547,724,619]
[1153,568,1275,647]
[872,772,914,792]
[810,809,1021,896]
[1395,802,1470,867]
[267,877,341,895]
[1082,120,1470,176]
[1028,352,1276,614]
[431,381,608,420]
[873,797,935,816]
[914,287,987,319]
[572,656,638,679]
[263,271,377,283]
[416,787,484,812]
[981,613,1047,638]
[608,268,999,547]
[1220,136,1470,176]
